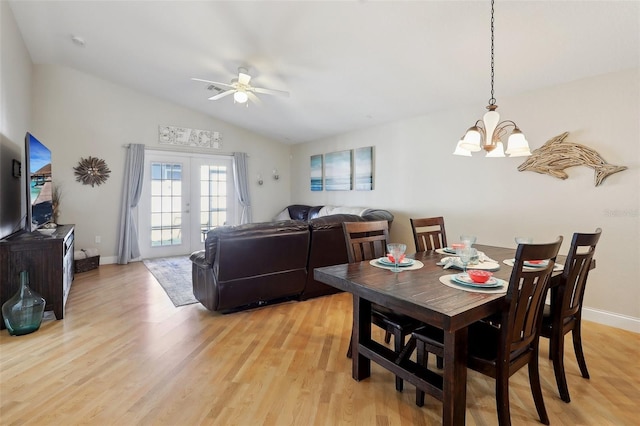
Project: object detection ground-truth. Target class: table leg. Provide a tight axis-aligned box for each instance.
[442,327,468,426]
[353,295,371,380]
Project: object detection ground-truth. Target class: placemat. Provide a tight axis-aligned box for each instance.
[503,259,563,271]
[439,274,508,294]
[369,259,424,271]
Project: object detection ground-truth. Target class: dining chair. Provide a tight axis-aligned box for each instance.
[540,228,601,403]
[405,237,563,426]
[410,217,448,252]
[342,220,422,391]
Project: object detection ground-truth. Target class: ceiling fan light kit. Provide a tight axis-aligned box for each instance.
[233,91,249,104]
[192,67,289,106]
[455,0,531,158]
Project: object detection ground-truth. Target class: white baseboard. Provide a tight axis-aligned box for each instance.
[96,255,639,333]
[100,255,119,265]
[582,307,640,333]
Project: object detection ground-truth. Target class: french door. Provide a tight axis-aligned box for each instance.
[138,151,236,259]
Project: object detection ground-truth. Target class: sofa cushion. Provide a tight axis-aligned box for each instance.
[286,204,313,221]
[317,205,369,217]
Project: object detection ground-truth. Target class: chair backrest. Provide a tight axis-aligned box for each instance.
[410,217,448,251]
[503,237,563,358]
[342,220,389,263]
[559,228,602,320]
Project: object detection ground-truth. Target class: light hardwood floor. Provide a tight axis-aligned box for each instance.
[1,262,638,425]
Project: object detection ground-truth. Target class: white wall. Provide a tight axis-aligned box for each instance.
[30,64,292,261]
[0,0,32,238]
[291,69,640,330]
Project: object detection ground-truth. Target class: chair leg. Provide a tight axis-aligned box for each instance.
[384,330,392,344]
[495,367,512,426]
[552,331,571,403]
[393,329,404,391]
[572,322,590,379]
[346,331,353,359]
[415,339,426,407]
[436,356,443,369]
[529,351,550,425]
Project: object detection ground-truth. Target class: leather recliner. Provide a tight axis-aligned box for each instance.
[190,220,310,312]
[190,205,394,312]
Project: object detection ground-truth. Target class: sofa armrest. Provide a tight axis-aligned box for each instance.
[362,209,394,223]
[189,250,209,268]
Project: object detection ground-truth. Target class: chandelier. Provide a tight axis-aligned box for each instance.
[454,0,531,158]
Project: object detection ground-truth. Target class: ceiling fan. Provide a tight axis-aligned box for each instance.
[192,67,289,105]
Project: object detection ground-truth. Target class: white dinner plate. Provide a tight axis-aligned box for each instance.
[452,273,504,288]
[377,257,415,267]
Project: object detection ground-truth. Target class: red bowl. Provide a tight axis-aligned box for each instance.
[467,270,493,283]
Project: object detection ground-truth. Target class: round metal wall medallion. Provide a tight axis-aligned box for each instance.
[73,156,111,187]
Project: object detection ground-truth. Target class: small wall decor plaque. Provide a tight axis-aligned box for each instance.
[518,132,627,186]
[158,125,222,149]
[73,156,111,187]
[12,159,21,178]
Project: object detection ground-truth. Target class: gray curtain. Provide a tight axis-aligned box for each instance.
[117,144,145,264]
[232,152,252,224]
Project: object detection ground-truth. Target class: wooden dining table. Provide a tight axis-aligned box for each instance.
[313,244,563,426]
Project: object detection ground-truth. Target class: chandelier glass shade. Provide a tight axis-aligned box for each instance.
[454,0,531,158]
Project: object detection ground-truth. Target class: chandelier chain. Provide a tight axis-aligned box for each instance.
[489,0,496,106]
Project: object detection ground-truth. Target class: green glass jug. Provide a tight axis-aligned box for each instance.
[2,270,46,336]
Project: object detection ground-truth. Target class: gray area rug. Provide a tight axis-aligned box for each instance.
[142,256,197,307]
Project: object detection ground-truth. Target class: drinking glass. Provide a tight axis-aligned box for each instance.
[457,247,475,274]
[386,243,407,273]
[460,235,477,248]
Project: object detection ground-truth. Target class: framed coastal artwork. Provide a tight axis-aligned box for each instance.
[324,150,352,191]
[354,146,374,190]
[310,154,323,191]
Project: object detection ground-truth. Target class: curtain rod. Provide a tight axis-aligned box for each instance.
[121,144,239,156]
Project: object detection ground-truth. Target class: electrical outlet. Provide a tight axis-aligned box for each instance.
[95,236,101,244]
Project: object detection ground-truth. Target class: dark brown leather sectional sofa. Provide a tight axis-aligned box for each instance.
[189,205,393,313]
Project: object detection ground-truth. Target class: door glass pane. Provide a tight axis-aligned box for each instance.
[150,161,183,246]
[199,164,229,241]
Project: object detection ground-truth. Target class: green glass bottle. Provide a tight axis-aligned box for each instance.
[2,270,46,336]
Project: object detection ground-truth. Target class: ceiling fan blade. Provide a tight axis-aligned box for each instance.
[209,89,235,100]
[247,92,262,106]
[191,78,235,89]
[253,87,290,97]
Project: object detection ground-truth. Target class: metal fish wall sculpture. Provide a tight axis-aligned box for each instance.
[517,132,627,186]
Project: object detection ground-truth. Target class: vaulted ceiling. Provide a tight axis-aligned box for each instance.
[9,0,639,144]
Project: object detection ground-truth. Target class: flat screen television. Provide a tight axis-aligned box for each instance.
[25,132,53,232]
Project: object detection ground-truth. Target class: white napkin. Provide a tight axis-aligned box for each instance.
[437,256,462,269]
[437,254,500,271]
[477,251,497,263]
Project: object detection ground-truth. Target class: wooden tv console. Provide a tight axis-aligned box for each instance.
[0,224,75,329]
